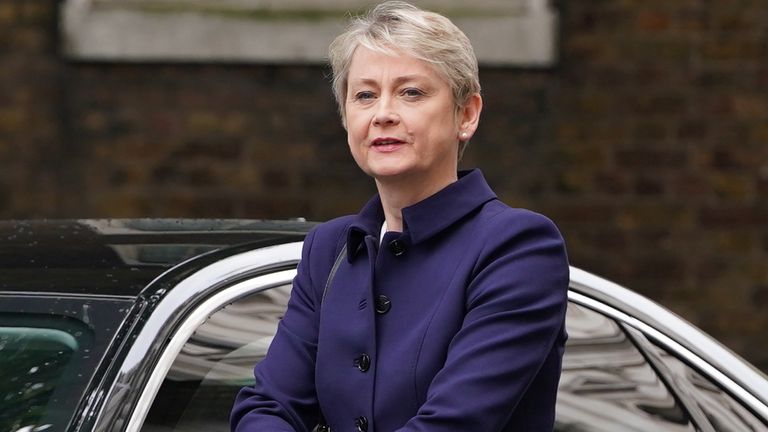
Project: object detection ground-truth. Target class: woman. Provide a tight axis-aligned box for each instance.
[231,2,568,431]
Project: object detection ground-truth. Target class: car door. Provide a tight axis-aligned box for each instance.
[98,246,766,431]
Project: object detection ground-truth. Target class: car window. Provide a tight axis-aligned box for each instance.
[141,292,701,432]
[0,322,88,432]
[0,295,131,432]
[142,283,291,432]
[644,341,767,431]
[556,302,696,431]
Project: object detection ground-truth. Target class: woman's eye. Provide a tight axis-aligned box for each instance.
[354,91,375,101]
[402,88,424,97]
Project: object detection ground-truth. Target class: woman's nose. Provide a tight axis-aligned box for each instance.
[372,97,400,126]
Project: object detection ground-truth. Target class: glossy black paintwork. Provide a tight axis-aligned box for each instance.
[0,219,312,296]
[0,219,312,432]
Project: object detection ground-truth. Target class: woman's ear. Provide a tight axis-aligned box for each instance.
[458,93,483,140]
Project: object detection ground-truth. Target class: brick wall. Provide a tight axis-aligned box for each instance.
[1,0,766,371]
[546,0,768,372]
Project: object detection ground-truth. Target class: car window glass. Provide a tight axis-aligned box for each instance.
[142,283,291,432]
[0,325,84,432]
[556,302,696,431]
[0,296,131,432]
[645,342,767,431]
[142,292,703,432]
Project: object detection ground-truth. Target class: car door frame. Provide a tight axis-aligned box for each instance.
[89,248,768,431]
[569,268,768,429]
[90,241,303,432]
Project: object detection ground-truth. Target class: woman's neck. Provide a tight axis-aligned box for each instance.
[375,171,458,233]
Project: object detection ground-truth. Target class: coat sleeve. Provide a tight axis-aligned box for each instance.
[397,211,569,432]
[230,227,324,432]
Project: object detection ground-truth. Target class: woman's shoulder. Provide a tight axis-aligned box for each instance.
[304,215,355,254]
[478,200,562,238]
[311,214,355,236]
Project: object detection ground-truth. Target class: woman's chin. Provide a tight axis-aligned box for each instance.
[367,165,414,182]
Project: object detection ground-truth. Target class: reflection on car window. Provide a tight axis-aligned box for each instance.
[646,342,767,431]
[143,283,291,431]
[556,303,696,431]
[144,290,737,432]
[0,316,93,432]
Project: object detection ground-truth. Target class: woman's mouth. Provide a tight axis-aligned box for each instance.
[371,138,406,152]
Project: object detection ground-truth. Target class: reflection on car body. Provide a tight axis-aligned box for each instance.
[1,220,767,432]
[557,304,694,431]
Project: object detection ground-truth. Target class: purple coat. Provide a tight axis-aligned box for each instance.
[231,169,569,432]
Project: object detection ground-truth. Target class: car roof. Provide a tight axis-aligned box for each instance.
[0,219,312,297]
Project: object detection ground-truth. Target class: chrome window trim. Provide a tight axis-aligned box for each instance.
[93,241,303,431]
[125,268,297,432]
[570,267,768,407]
[569,267,768,396]
[92,250,767,429]
[622,324,717,432]
[568,290,768,421]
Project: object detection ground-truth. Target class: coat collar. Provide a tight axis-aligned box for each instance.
[346,169,497,258]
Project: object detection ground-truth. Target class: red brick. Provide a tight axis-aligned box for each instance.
[699,205,768,228]
[634,176,665,196]
[758,170,768,196]
[707,147,761,170]
[18,2,51,24]
[555,170,592,194]
[616,204,694,229]
[539,203,617,225]
[631,39,695,64]
[731,95,768,120]
[701,39,766,62]
[0,3,15,24]
[615,149,688,169]
[567,6,633,34]
[669,173,709,199]
[706,6,765,33]
[710,173,756,202]
[676,119,710,141]
[170,139,244,161]
[752,285,768,308]
[632,254,685,282]
[636,10,670,31]
[9,27,48,53]
[593,171,631,195]
[631,119,672,141]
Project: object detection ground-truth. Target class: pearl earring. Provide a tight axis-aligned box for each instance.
[460,132,469,139]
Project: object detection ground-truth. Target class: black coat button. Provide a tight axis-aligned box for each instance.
[354,416,368,432]
[388,239,406,256]
[375,295,391,314]
[354,354,371,372]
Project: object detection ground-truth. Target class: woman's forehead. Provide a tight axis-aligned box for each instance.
[347,46,443,83]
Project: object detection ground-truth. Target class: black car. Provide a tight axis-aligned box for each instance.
[2,220,767,432]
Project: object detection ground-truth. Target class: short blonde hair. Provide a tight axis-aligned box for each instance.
[329,1,481,125]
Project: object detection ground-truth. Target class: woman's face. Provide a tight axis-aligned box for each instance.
[344,46,476,187]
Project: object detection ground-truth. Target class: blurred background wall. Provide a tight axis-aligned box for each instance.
[0,0,766,371]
